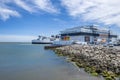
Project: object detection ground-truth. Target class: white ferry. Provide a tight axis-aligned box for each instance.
[32,36,53,44]
[32,35,60,44]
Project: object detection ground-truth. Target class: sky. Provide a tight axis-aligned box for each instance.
[0,0,120,42]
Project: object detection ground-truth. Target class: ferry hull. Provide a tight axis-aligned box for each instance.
[32,40,52,44]
[32,42,52,44]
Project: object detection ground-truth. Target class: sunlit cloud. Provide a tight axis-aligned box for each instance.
[0,7,20,21]
[14,0,34,12]
[0,0,20,21]
[61,0,120,26]
[0,0,58,20]
[32,0,57,13]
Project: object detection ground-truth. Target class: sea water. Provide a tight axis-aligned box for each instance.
[0,42,103,80]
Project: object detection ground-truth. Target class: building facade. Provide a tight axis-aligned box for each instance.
[60,25,117,44]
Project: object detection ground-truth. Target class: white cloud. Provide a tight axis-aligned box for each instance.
[61,0,120,26]
[0,35,36,42]
[0,0,58,20]
[0,0,20,20]
[14,0,34,12]
[0,6,20,21]
[32,0,57,13]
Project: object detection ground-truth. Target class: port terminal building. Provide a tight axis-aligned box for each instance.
[60,25,117,44]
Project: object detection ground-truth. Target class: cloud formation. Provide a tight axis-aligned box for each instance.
[14,0,33,12]
[32,0,57,13]
[1,0,120,27]
[0,6,20,21]
[0,0,57,20]
[61,0,120,26]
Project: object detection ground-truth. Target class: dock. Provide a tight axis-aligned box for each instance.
[44,45,64,49]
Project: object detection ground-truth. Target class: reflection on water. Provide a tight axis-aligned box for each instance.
[0,43,103,80]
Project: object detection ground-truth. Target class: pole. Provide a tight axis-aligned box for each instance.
[108,26,110,43]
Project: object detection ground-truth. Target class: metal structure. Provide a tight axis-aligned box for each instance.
[60,25,117,44]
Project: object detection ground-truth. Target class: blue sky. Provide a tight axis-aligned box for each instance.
[0,0,120,42]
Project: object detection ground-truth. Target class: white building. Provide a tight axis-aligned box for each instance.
[60,25,117,44]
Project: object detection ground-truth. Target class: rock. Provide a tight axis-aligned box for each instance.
[53,44,120,79]
[91,72,98,76]
[75,62,84,68]
[105,77,114,80]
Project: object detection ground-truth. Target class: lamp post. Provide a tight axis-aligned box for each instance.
[108,26,111,43]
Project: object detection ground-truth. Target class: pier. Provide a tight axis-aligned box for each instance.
[44,45,64,49]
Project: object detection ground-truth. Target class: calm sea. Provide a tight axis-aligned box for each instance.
[0,42,103,80]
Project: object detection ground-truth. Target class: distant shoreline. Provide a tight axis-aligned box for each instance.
[0,42,31,43]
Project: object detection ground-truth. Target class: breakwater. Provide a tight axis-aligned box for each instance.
[53,45,120,80]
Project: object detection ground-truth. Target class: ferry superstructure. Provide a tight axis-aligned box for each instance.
[32,36,53,44]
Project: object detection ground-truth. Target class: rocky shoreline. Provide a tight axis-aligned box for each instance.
[53,44,120,80]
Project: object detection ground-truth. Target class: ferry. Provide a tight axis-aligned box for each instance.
[32,36,53,44]
[32,35,60,44]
